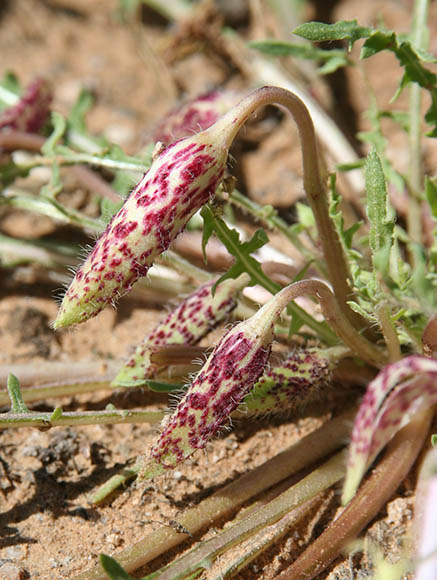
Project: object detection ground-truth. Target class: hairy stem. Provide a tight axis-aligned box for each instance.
[276,408,434,580]
[0,408,164,429]
[0,130,121,202]
[376,303,402,362]
[77,409,355,577]
[269,280,386,367]
[216,86,363,330]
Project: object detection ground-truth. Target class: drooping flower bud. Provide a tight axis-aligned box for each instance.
[152,90,240,145]
[113,274,249,387]
[342,355,437,504]
[242,347,337,416]
[139,287,285,477]
[0,78,52,133]
[53,111,242,328]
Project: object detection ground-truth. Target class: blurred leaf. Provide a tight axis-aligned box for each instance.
[293,20,372,48]
[99,555,135,580]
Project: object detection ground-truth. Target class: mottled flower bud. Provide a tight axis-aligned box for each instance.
[0,78,52,133]
[343,355,437,504]
[54,112,241,328]
[139,289,285,477]
[242,348,335,415]
[152,90,240,145]
[113,274,249,387]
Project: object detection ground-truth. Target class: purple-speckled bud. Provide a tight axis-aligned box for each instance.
[113,274,249,387]
[342,355,437,504]
[243,347,336,415]
[152,90,240,145]
[0,78,52,133]
[139,289,287,477]
[53,110,243,328]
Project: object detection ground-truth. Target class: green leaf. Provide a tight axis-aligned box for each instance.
[249,40,350,73]
[67,89,95,134]
[50,407,63,422]
[425,176,437,218]
[100,197,123,223]
[0,71,21,110]
[361,31,395,59]
[41,112,67,156]
[7,374,29,414]
[293,20,372,48]
[365,150,394,275]
[432,434,437,447]
[99,555,135,580]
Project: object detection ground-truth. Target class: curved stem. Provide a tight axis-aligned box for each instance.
[276,408,434,580]
[214,86,363,331]
[262,279,386,367]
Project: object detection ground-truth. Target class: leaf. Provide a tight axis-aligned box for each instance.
[200,205,268,288]
[67,88,95,134]
[99,555,135,580]
[361,31,395,59]
[41,112,67,156]
[7,374,29,414]
[249,40,350,73]
[293,20,372,48]
[0,71,21,110]
[365,150,394,275]
[425,176,437,218]
[342,355,437,503]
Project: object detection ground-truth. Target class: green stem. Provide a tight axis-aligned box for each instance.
[81,410,355,580]
[0,408,164,429]
[407,0,429,249]
[17,152,149,173]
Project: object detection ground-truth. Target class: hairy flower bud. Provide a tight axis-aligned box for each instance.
[343,355,437,504]
[0,78,52,133]
[152,90,240,145]
[113,274,249,387]
[242,348,336,416]
[139,290,284,477]
[54,114,241,328]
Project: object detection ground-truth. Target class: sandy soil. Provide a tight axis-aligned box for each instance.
[0,1,436,579]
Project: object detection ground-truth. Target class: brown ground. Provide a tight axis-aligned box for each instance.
[0,1,436,579]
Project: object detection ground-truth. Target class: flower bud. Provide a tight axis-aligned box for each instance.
[0,78,52,133]
[242,348,335,416]
[342,355,437,504]
[113,274,249,387]
[152,90,240,145]
[53,114,240,328]
[139,289,283,476]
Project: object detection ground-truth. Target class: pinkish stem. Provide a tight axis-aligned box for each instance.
[214,86,364,331]
[276,408,434,580]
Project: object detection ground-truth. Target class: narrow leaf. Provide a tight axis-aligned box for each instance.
[7,373,29,414]
[365,150,394,274]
